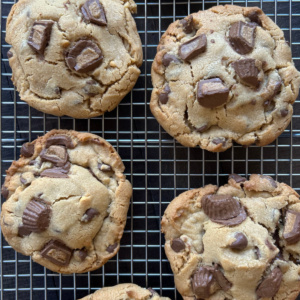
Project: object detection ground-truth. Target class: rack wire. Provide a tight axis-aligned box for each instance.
[1,0,300,299]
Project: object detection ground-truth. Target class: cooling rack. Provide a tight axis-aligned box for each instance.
[1,0,300,299]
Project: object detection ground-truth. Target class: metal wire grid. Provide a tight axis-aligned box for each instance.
[0,0,300,299]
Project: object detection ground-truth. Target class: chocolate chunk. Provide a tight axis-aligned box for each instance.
[46,135,75,149]
[179,34,207,61]
[283,210,300,244]
[201,194,247,226]
[40,240,72,266]
[212,138,226,146]
[229,232,248,250]
[81,208,100,222]
[18,224,32,237]
[260,175,277,188]
[192,266,215,299]
[280,109,289,117]
[78,249,88,261]
[106,242,118,253]
[159,85,171,104]
[81,0,107,26]
[28,20,54,55]
[180,15,194,34]
[1,185,9,199]
[40,168,69,178]
[229,21,255,54]
[22,199,51,233]
[21,142,35,157]
[232,59,260,87]
[171,238,185,252]
[229,174,247,183]
[213,266,232,291]
[162,53,180,67]
[20,175,29,185]
[83,80,101,96]
[254,246,261,259]
[7,50,13,59]
[148,288,159,297]
[98,163,112,172]
[195,124,208,133]
[264,79,282,101]
[265,239,276,251]
[197,78,229,108]
[65,40,103,73]
[40,145,68,167]
[247,11,262,26]
[256,268,283,298]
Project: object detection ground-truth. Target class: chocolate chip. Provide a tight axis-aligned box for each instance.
[83,80,101,96]
[201,194,247,226]
[256,268,283,298]
[229,174,247,183]
[148,288,158,297]
[195,124,208,133]
[21,142,35,157]
[265,80,282,100]
[260,175,277,188]
[171,238,185,252]
[251,99,256,105]
[28,20,54,55]
[22,199,51,233]
[46,135,75,149]
[106,242,118,253]
[40,240,72,266]
[40,145,68,167]
[213,266,232,291]
[65,39,103,73]
[192,266,215,298]
[283,210,300,244]
[197,78,229,108]
[98,163,112,172]
[20,175,29,185]
[81,208,100,222]
[78,249,88,261]
[229,232,248,250]
[180,15,194,34]
[7,50,13,59]
[40,168,69,178]
[178,34,207,61]
[81,0,107,26]
[212,138,226,146]
[1,185,9,199]
[254,246,261,259]
[280,109,289,117]
[232,59,260,87]
[159,85,171,104]
[18,224,32,237]
[162,53,180,67]
[229,21,255,54]
[247,11,262,26]
[265,239,276,251]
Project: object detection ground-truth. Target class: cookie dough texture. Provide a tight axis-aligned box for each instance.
[161,175,300,299]
[1,130,132,273]
[151,5,300,152]
[80,283,171,300]
[6,0,143,118]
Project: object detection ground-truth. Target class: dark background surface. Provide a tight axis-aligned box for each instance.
[1,0,300,299]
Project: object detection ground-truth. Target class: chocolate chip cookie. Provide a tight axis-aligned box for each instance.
[161,174,300,299]
[1,130,132,273]
[80,283,171,300]
[151,5,300,152]
[6,0,142,118]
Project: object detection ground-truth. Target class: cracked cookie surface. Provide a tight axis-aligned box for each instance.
[80,283,171,300]
[6,0,143,118]
[0,130,132,273]
[150,5,300,152]
[161,174,300,299]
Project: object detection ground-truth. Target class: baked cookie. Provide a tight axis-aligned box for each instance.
[6,0,143,118]
[151,5,300,152]
[1,130,132,273]
[161,174,300,299]
[80,283,171,300]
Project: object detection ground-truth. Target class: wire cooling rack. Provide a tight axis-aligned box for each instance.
[1,0,300,299]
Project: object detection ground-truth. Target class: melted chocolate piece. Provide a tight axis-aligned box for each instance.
[1,185,9,199]
[265,239,276,251]
[201,194,247,226]
[65,40,103,73]
[197,78,229,108]
[195,124,208,133]
[256,268,283,298]
[28,20,54,55]
[232,59,260,87]
[283,210,300,244]
[254,246,261,260]
[229,232,248,250]
[247,11,262,26]
[213,266,232,291]
[81,208,100,222]
[18,224,32,237]
[260,175,277,188]
[78,249,88,261]
[21,142,35,157]
[7,50,13,59]
[229,174,246,183]
[106,242,118,253]
[46,135,75,149]
[229,21,255,54]
[81,0,107,26]
[40,240,72,266]
[180,15,194,34]
[83,80,101,96]
[40,168,69,178]
[20,175,29,185]
[179,34,207,61]
[40,145,68,167]
[171,238,185,252]
[162,53,180,67]
[98,163,112,172]
[192,266,215,298]
[212,138,226,146]
[148,288,158,297]
[159,85,171,104]
[280,109,289,117]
